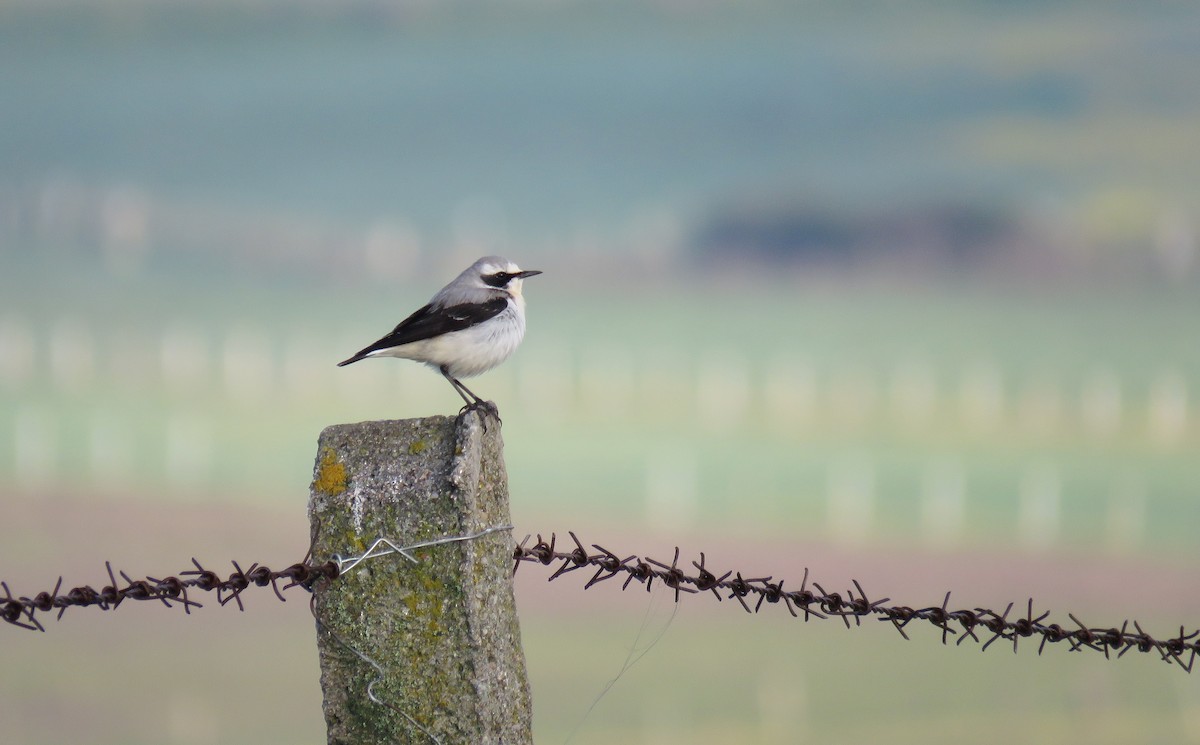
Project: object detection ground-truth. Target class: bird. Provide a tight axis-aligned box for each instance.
[337,256,542,418]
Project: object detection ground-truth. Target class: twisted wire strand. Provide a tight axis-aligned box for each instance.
[3,528,1196,673]
[1,559,339,631]
[513,531,1199,672]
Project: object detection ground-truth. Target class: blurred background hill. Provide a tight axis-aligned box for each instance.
[1,2,1198,744]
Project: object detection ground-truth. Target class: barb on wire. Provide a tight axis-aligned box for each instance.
[513,531,1200,672]
[5,524,1197,675]
[1,558,339,631]
[0,524,515,634]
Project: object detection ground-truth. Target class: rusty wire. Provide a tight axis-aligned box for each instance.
[513,531,1200,672]
[0,558,338,631]
[0,526,509,633]
[4,529,1197,673]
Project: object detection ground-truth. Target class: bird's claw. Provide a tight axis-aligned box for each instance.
[458,399,501,430]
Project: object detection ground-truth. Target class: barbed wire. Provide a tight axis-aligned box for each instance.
[3,528,1197,673]
[0,558,339,632]
[512,531,1199,672]
[0,526,513,634]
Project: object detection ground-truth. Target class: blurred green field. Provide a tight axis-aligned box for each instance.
[2,496,1198,745]
[2,269,1196,554]
[4,268,1197,743]
[2,3,1200,742]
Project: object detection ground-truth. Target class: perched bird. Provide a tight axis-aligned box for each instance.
[337,256,542,416]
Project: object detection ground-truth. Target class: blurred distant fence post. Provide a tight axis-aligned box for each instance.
[307,414,532,744]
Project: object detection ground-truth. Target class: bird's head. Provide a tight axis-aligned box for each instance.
[473,256,542,299]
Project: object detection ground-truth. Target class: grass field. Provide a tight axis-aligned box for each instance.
[2,268,1196,553]
[2,3,1199,741]
[2,501,1199,745]
[3,269,1198,743]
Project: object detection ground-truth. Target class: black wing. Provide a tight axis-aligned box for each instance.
[337,298,508,366]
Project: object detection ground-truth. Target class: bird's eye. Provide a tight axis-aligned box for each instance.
[482,272,511,288]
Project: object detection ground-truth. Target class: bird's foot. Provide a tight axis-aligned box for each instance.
[458,399,501,430]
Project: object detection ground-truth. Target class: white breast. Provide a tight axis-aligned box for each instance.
[380,299,527,379]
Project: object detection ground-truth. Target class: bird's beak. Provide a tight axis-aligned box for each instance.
[515,269,543,279]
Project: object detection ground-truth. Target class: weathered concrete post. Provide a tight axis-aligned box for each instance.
[307,411,532,744]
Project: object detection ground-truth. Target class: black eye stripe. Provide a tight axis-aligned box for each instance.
[482,272,512,288]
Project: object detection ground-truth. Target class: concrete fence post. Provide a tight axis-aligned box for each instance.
[307,412,532,744]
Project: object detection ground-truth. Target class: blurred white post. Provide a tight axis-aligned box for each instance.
[100,185,151,276]
[1105,473,1145,555]
[920,459,965,549]
[695,348,751,432]
[827,455,873,545]
[764,356,817,433]
[0,316,35,388]
[1017,375,1063,436]
[222,325,274,403]
[959,362,1004,434]
[13,407,56,489]
[827,365,877,430]
[160,324,210,394]
[889,359,938,430]
[1017,463,1060,551]
[49,317,95,393]
[578,343,635,420]
[639,349,692,418]
[1080,367,1123,438]
[107,332,158,393]
[645,445,698,530]
[515,343,573,422]
[1154,210,1197,279]
[89,411,133,487]
[165,413,215,491]
[1148,369,1188,445]
[282,333,329,399]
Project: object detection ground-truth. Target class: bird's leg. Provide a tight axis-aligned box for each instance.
[440,367,500,424]
[440,366,476,407]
